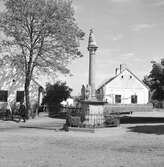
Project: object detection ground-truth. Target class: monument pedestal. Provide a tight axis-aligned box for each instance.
[80,100,107,127]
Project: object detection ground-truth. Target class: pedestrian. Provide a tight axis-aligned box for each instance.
[19,101,26,122]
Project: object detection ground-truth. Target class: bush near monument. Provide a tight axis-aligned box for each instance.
[43,81,72,117]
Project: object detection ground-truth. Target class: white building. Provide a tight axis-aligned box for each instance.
[96,67,150,104]
[0,67,47,104]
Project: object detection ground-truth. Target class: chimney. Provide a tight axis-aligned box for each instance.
[120,64,122,73]
[115,68,119,76]
[120,64,126,73]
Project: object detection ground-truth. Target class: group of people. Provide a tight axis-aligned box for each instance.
[17,102,46,122]
[1,101,27,122]
[5,101,46,122]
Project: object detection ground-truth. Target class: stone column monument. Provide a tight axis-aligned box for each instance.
[88,29,98,100]
[79,29,106,127]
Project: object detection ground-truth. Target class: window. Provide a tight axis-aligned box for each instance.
[16,91,24,102]
[115,95,121,103]
[131,95,137,104]
[0,90,8,102]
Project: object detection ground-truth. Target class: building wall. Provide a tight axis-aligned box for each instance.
[102,70,149,104]
[0,65,50,105]
[0,79,38,103]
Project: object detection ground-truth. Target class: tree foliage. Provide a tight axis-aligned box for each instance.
[0,0,84,112]
[143,59,164,101]
[43,81,72,116]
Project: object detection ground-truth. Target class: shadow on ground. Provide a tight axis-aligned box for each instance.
[120,116,164,124]
[121,116,164,135]
[128,125,164,135]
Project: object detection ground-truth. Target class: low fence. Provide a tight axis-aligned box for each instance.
[85,113,104,127]
[64,106,120,128]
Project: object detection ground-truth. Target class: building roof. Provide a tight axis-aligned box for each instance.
[97,76,116,90]
[97,68,149,90]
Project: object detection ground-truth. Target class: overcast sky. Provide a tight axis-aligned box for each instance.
[61,0,164,95]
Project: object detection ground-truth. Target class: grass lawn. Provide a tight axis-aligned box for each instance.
[1,113,164,167]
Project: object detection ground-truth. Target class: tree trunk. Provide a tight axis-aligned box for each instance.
[24,74,31,118]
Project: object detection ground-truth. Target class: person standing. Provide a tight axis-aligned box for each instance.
[19,101,26,122]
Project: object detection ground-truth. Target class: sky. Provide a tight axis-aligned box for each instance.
[1,0,164,96]
[60,0,164,95]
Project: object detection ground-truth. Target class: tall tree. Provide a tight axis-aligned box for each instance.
[0,0,84,112]
[143,59,164,101]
